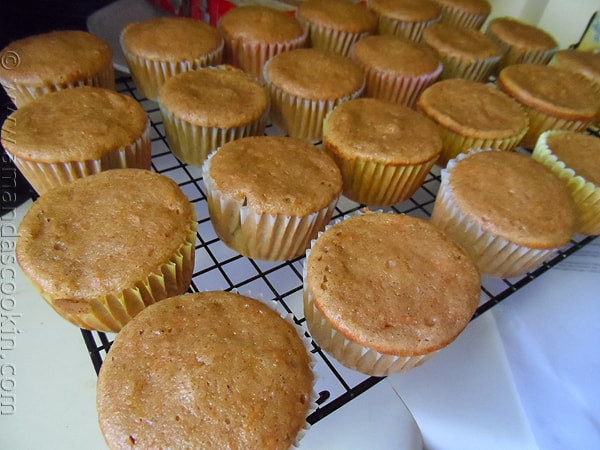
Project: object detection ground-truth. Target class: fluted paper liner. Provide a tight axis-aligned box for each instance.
[122,42,224,101]
[486,30,558,71]
[438,53,501,82]
[438,6,488,30]
[36,219,197,333]
[431,149,559,278]
[375,15,440,42]
[4,64,115,108]
[7,120,151,195]
[532,130,600,235]
[203,151,339,261]
[298,17,373,57]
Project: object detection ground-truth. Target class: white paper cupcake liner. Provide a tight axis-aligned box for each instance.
[359,60,442,107]
[439,54,501,82]
[431,149,559,278]
[122,42,224,101]
[202,151,339,261]
[298,19,373,57]
[375,16,440,42]
[518,105,593,149]
[532,131,600,235]
[439,7,488,30]
[224,32,307,83]
[160,105,268,167]
[7,120,151,195]
[3,64,116,108]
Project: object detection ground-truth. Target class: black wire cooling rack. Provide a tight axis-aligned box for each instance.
[79,76,597,425]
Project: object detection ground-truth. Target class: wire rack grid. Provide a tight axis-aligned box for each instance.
[80,76,597,425]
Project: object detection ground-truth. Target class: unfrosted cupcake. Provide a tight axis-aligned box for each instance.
[486,17,559,71]
[532,130,600,236]
[1,86,150,195]
[422,22,503,81]
[431,149,576,278]
[550,49,600,89]
[350,34,442,107]
[97,291,315,449]
[367,0,441,42]
[16,169,197,332]
[202,136,342,261]
[0,30,114,108]
[120,17,224,101]
[296,0,378,57]
[433,0,490,30]
[417,79,529,166]
[159,66,269,166]
[217,5,307,82]
[263,48,364,142]
[304,211,481,376]
[322,98,442,206]
[497,63,600,148]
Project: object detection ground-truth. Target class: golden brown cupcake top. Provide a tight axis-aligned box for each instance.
[0,30,112,86]
[297,0,378,33]
[218,5,306,43]
[434,0,490,15]
[306,212,480,356]
[550,49,600,87]
[351,34,442,76]
[497,64,600,121]
[97,291,314,450]
[487,17,558,50]
[1,87,147,163]
[264,48,364,99]
[545,131,600,186]
[417,79,529,139]
[368,0,441,22]
[207,136,342,215]
[120,17,223,61]
[159,66,269,128]
[446,150,576,248]
[16,169,195,301]
[323,98,442,163]
[423,22,502,60]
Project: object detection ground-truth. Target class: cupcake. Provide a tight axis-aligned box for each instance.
[322,98,442,206]
[367,0,441,42]
[485,17,559,71]
[422,22,503,81]
[120,17,224,101]
[431,149,577,278]
[202,136,342,261]
[532,130,600,236]
[217,5,307,82]
[432,0,491,30]
[0,30,114,108]
[550,49,600,89]
[416,78,529,166]
[497,63,600,148]
[304,211,481,376]
[263,48,365,142]
[16,169,197,332]
[159,65,269,166]
[1,86,150,195]
[97,291,315,449]
[296,0,378,57]
[350,34,442,107]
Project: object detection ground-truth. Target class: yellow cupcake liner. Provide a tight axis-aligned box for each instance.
[203,152,339,261]
[358,60,442,107]
[431,150,560,278]
[303,277,434,376]
[375,15,440,42]
[2,64,115,108]
[434,125,527,167]
[532,131,600,236]
[438,7,488,30]
[160,104,268,167]
[7,120,151,195]
[298,18,373,57]
[438,54,501,82]
[223,32,307,83]
[122,42,224,101]
[37,220,197,332]
[323,143,438,206]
